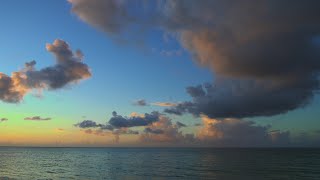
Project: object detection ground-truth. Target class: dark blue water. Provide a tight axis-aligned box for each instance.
[0,148,319,179]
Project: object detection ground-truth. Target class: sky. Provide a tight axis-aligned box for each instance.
[0,0,320,147]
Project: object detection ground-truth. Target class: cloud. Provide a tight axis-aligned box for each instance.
[68,0,320,118]
[197,116,290,147]
[139,116,195,144]
[112,128,139,143]
[68,0,131,34]
[82,128,113,136]
[144,128,164,134]
[133,99,148,106]
[176,121,186,128]
[138,115,291,146]
[269,130,291,146]
[160,49,182,57]
[74,111,160,132]
[151,102,177,107]
[0,118,8,122]
[80,125,139,143]
[109,111,160,128]
[75,111,160,143]
[28,39,92,89]
[139,115,293,147]
[75,119,114,131]
[74,113,319,147]
[165,79,315,118]
[24,116,51,121]
[74,120,101,128]
[74,112,192,144]
[0,73,28,103]
[164,0,320,118]
[133,100,178,107]
[0,39,91,103]
[163,101,194,116]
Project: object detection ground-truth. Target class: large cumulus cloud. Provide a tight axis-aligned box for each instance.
[197,116,281,147]
[139,115,292,147]
[68,0,320,118]
[165,79,315,118]
[164,1,320,118]
[68,0,131,34]
[0,39,91,103]
[165,0,320,118]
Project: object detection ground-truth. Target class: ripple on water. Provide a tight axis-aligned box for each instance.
[0,148,320,179]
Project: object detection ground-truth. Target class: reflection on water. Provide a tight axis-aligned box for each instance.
[0,148,319,179]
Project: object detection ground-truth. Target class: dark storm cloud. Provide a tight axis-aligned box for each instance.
[164,0,320,118]
[133,99,148,106]
[24,116,51,121]
[69,0,320,118]
[0,39,91,103]
[109,111,160,128]
[165,79,316,118]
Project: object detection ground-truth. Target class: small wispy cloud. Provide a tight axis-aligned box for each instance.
[133,99,148,106]
[0,118,8,122]
[24,116,52,121]
[152,48,183,57]
[54,128,65,132]
[151,102,177,107]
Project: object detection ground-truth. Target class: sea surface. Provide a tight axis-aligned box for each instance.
[0,147,319,180]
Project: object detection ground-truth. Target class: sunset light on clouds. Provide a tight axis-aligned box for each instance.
[1,0,320,147]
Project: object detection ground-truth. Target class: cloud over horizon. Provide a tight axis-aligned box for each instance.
[75,111,161,143]
[74,112,320,147]
[0,39,91,103]
[197,116,282,147]
[139,116,194,144]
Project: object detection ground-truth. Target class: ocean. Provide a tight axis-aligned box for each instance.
[0,147,319,179]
